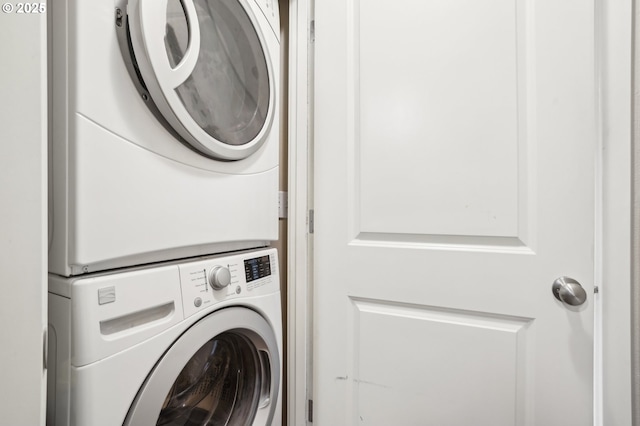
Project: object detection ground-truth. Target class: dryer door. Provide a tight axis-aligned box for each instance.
[122,0,274,160]
[125,307,280,425]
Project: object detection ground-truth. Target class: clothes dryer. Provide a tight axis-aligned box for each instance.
[49,0,280,276]
[47,248,282,425]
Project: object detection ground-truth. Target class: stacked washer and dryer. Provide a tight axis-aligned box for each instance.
[47,0,282,424]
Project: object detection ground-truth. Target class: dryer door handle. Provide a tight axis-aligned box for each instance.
[258,350,272,408]
[134,0,201,89]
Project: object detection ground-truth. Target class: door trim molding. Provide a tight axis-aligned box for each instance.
[601,0,633,424]
[287,0,312,424]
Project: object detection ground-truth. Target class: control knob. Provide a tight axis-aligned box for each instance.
[208,266,231,290]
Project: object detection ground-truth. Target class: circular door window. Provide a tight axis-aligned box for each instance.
[158,332,263,424]
[125,308,280,425]
[122,0,274,160]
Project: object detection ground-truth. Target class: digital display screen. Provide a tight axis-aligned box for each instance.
[244,255,271,283]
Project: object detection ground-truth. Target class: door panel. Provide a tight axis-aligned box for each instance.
[314,0,595,424]
[357,0,524,240]
[349,299,533,425]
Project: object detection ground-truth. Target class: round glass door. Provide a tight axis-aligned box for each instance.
[125,308,280,426]
[158,332,262,425]
[123,0,274,160]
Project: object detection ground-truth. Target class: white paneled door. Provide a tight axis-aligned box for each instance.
[313,0,596,425]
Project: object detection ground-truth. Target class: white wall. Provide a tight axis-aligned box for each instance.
[0,8,48,426]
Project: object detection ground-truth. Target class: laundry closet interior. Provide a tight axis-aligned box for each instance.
[0,0,637,425]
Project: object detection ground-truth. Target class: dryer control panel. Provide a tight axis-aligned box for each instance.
[178,248,278,318]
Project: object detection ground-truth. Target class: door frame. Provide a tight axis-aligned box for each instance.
[285,0,633,425]
[599,0,633,424]
[634,2,640,423]
[286,0,313,425]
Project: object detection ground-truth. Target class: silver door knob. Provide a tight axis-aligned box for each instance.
[552,276,587,306]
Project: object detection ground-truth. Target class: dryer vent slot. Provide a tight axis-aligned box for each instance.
[100,302,175,336]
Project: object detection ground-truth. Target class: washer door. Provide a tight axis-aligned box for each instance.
[123,0,274,160]
[125,308,280,425]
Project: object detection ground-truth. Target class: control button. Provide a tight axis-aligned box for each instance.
[194,297,202,308]
[209,266,231,290]
[236,286,241,294]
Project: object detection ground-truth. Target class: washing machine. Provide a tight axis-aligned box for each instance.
[47,247,282,425]
[49,0,280,276]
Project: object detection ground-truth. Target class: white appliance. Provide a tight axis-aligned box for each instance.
[49,0,280,276]
[47,248,282,425]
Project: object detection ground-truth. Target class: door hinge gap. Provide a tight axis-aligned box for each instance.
[308,399,313,422]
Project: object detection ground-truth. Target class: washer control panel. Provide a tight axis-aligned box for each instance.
[178,249,278,318]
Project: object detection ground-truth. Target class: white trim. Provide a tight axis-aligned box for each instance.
[602,0,633,424]
[286,0,312,424]
[0,9,48,424]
